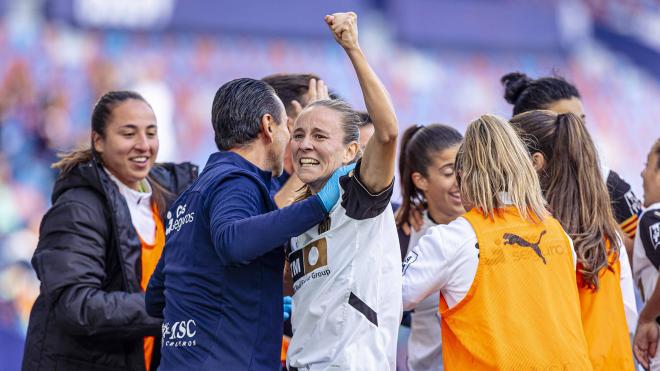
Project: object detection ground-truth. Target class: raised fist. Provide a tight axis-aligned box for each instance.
[324,12,359,51]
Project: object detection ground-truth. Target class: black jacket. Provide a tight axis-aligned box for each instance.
[22,159,197,371]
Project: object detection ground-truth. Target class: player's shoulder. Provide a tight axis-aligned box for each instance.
[339,159,393,220]
[639,204,660,248]
[606,169,629,192]
[429,217,477,251]
[640,204,660,225]
[606,170,643,220]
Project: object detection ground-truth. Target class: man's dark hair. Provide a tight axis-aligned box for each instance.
[357,111,372,127]
[501,72,581,116]
[211,78,283,150]
[261,73,320,117]
[262,73,341,117]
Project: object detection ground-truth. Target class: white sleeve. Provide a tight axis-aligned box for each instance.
[618,241,639,333]
[402,226,454,311]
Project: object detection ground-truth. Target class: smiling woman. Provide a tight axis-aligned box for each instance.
[395,124,463,371]
[292,99,361,192]
[92,98,159,190]
[285,12,402,371]
[22,91,197,371]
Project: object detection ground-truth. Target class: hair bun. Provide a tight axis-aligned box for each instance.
[501,72,532,105]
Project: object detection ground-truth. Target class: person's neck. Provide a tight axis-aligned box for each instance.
[427,205,458,225]
[104,167,141,191]
[646,198,660,208]
[230,145,271,173]
[283,161,293,176]
[309,175,332,195]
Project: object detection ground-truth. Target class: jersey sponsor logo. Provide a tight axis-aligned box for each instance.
[650,222,660,250]
[162,319,198,348]
[165,203,195,236]
[290,238,330,291]
[503,230,547,264]
[402,251,418,275]
[625,190,642,216]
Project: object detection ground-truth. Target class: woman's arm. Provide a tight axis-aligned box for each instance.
[402,227,452,311]
[210,165,354,264]
[209,177,326,264]
[325,12,398,193]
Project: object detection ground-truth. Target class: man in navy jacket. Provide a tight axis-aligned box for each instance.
[146,78,344,370]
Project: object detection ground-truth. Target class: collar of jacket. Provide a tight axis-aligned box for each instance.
[205,151,273,191]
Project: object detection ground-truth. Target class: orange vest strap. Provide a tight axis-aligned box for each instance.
[140,203,165,371]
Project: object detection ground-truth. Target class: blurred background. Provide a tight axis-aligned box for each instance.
[0,0,658,367]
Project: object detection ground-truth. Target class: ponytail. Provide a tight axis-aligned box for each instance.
[396,125,425,226]
[511,110,619,289]
[52,147,95,177]
[148,173,174,220]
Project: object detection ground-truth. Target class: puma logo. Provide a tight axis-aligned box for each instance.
[503,230,547,264]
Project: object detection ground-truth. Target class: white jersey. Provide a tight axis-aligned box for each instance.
[633,202,660,370]
[287,168,402,370]
[633,202,660,303]
[406,213,443,371]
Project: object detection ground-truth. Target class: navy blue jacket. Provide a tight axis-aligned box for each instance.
[146,151,326,370]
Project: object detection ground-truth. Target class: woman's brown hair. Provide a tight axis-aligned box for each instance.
[396,124,463,227]
[510,110,620,289]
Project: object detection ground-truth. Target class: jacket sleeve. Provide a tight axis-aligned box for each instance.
[32,197,161,338]
[208,176,327,265]
[607,170,642,238]
[145,257,166,318]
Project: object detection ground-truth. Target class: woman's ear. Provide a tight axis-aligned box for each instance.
[411,172,428,192]
[531,152,546,172]
[343,142,360,164]
[92,131,104,154]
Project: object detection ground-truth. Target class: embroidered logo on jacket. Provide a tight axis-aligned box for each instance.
[503,230,547,264]
[162,319,197,348]
[166,203,195,236]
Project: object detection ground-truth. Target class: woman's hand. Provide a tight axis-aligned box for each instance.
[290,78,330,117]
[324,12,360,52]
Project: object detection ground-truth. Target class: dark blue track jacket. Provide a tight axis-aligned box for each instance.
[146,151,326,370]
